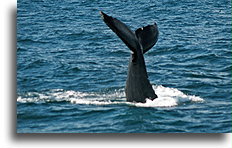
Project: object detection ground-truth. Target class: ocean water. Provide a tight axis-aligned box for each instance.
[17,0,231,133]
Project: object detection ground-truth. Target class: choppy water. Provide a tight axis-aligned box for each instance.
[17,0,231,133]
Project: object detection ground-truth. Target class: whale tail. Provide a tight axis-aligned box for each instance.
[100,11,158,54]
[100,11,158,102]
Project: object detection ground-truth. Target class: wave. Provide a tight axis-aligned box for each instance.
[17,85,204,107]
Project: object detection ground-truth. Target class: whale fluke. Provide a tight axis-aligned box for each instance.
[100,11,138,53]
[135,24,159,54]
[100,11,159,103]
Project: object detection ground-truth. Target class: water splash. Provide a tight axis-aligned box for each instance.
[134,85,204,107]
[17,85,204,107]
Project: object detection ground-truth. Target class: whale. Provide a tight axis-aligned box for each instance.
[100,11,159,103]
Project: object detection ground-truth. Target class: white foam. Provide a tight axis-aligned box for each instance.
[70,99,124,105]
[133,85,204,107]
[17,85,204,107]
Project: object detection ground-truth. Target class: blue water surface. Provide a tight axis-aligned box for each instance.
[17,0,231,133]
